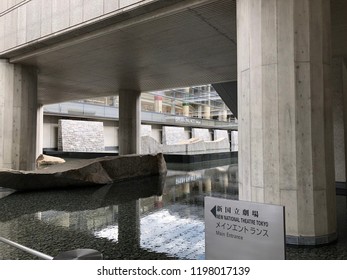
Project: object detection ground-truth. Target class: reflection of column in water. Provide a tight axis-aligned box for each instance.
[154,196,163,208]
[183,183,190,195]
[204,178,212,194]
[118,200,140,248]
[198,181,203,194]
[223,173,229,193]
[228,165,238,186]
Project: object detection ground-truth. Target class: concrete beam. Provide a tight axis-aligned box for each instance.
[212,81,237,118]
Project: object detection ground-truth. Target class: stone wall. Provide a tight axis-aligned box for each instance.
[58,119,105,152]
[214,129,229,140]
[162,126,188,145]
[192,128,211,141]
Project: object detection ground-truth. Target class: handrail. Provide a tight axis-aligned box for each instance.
[0,236,103,260]
[0,236,53,260]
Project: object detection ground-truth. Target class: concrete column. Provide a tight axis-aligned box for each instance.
[332,57,347,183]
[154,95,162,113]
[182,103,190,117]
[118,90,141,155]
[204,177,212,193]
[183,183,190,194]
[203,105,210,119]
[118,90,141,248]
[170,99,176,115]
[0,59,38,170]
[344,59,347,179]
[36,105,44,158]
[237,0,336,245]
[197,105,203,118]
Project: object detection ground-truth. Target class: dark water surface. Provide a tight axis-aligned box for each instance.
[0,161,346,260]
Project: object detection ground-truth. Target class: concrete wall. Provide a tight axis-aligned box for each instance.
[0,0,156,54]
[43,115,58,149]
[104,120,118,148]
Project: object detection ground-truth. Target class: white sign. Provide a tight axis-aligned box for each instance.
[205,197,285,260]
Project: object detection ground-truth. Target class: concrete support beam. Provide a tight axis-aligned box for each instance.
[0,59,38,170]
[118,89,141,248]
[237,0,336,245]
[154,95,163,113]
[203,105,210,119]
[332,57,347,183]
[36,105,44,158]
[212,81,238,118]
[183,104,190,117]
[118,90,141,155]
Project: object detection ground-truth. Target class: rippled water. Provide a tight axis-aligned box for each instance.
[1,160,346,260]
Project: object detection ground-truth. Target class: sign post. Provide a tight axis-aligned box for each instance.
[205,197,285,260]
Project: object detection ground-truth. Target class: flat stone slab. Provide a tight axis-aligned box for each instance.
[0,153,167,191]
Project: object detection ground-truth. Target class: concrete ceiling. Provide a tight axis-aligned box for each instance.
[8,0,237,105]
[4,0,347,105]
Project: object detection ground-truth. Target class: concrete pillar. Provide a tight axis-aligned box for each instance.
[183,183,190,194]
[154,95,162,113]
[0,59,38,170]
[237,0,336,245]
[222,173,229,188]
[197,105,203,118]
[198,181,203,193]
[118,90,141,155]
[344,60,347,179]
[204,177,212,193]
[203,105,210,119]
[332,57,347,183]
[182,103,190,117]
[36,105,44,158]
[170,99,176,115]
[218,109,228,122]
[118,90,141,248]
[154,196,163,208]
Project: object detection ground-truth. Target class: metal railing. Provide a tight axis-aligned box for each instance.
[0,236,103,260]
[44,102,238,129]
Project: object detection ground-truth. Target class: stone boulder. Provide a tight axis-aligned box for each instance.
[0,153,167,191]
[36,154,66,169]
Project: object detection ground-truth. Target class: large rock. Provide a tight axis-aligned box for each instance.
[36,154,66,169]
[0,153,167,191]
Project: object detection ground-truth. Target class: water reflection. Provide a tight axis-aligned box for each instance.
[0,163,238,260]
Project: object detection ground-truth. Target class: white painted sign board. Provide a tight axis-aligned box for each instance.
[205,197,285,260]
